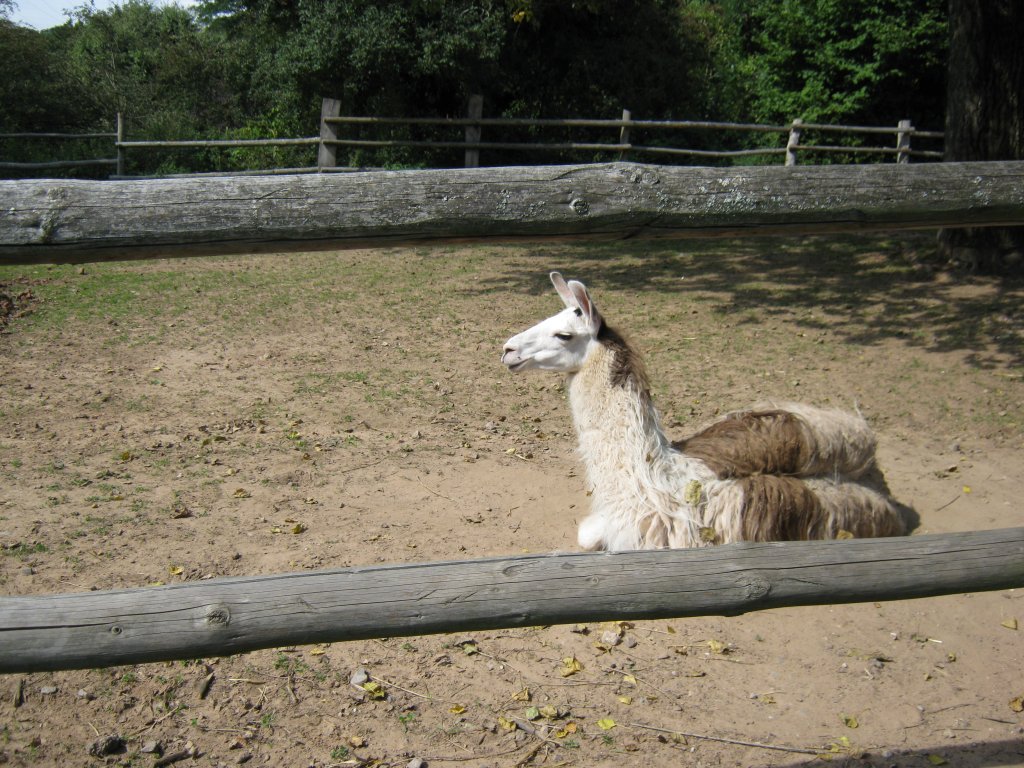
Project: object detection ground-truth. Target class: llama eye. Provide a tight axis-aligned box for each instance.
[554,332,574,341]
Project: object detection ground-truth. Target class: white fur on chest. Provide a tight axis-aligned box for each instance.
[567,345,714,550]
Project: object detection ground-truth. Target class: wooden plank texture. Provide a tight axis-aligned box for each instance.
[1,528,1022,674]
[2,161,1024,264]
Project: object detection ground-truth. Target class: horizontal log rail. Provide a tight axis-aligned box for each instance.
[118,137,320,149]
[319,139,940,160]
[0,132,117,140]
[2,160,1023,264]
[322,114,943,137]
[0,158,118,171]
[1,528,1021,674]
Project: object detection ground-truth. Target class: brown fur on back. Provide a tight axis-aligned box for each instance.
[738,475,826,541]
[675,410,811,478]
[734,475,909,543]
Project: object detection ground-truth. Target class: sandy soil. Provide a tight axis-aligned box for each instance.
[1,235,1022,768]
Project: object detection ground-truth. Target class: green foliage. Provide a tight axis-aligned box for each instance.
[731,0,947,128]
[1,0,949,175]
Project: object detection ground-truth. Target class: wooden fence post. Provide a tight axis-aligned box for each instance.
[785,118,803,166]
[115,112,125,178]
[464,94,483,168]
[896,119,913,164]
[318,98,342,170]
[618,108,631,160]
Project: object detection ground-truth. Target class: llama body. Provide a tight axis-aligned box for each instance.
[501,272,911,551]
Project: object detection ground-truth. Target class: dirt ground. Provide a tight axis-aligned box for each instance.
[1,234,1022,768]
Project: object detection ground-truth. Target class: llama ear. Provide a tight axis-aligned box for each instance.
[550,272,576,309]
[567,279,600,329]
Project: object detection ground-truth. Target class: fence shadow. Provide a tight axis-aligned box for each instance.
[481,233,1024,370]
[763,737,1024,768]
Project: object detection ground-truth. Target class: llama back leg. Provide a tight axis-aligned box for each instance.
[802,477,911,538]
[700,475,910,544]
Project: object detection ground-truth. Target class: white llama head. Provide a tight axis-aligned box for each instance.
[502,272,602,373]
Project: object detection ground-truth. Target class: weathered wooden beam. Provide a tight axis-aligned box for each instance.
[2,161,1024,264]
[1,528,1022,674]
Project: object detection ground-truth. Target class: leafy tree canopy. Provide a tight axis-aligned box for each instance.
[0,0,950,173]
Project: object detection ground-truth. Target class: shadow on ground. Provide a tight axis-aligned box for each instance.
[476,233,1024,370]
[770,737,1024,768]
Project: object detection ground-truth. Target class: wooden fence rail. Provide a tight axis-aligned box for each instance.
[2,528,1021,675]
[0,125,119,173]
[2,103,944,179]
[2,160,1023,264]
[318,100,944,169]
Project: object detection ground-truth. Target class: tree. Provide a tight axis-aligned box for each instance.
[0,22,64,132]
[730,0,946,130]
[194,0,718,167]
[937,0,1024,273]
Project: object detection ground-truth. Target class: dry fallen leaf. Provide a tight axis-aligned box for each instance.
[622,673,637,686]
[512,688,530,703]
[232,488,250,499]
[1000,618,1018,631]
[554,722,578,738]
[618,695,632,705]
[497,716,516,732]
[829,736,852,753]
[684,479,702,505]
[168,565,184,576]
[707,639,729,654]
[597,718,616,730]
[449,704,466,714]
[1010,696,1024,713]
[560,656,583,677]
[842,714,860,729]
[361,681,385,700]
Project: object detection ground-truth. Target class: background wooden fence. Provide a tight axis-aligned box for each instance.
[1,96,944,180]
[0,114,122,175]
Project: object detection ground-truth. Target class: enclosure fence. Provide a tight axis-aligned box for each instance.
[0,115,122,174]
[1,159,1023,673]
[1,96,944,179]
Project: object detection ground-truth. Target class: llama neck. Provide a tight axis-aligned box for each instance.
[567,340,707,549]
[567,341,670,470]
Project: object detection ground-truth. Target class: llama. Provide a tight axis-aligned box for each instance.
[501,272,913,551]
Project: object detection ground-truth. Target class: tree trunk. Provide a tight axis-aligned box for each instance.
[938,0,1024,273]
